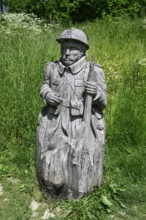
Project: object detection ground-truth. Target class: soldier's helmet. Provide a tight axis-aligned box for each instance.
[56,27,89,50]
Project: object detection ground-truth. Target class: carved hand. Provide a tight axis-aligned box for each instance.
[85,81,97,96]
[45,92,62,106]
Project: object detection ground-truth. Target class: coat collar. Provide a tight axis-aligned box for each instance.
[58,56,86,75]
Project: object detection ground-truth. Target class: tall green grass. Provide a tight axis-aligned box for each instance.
[0,15,146,219]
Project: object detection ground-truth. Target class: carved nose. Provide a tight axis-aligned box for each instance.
[65,48,70,55]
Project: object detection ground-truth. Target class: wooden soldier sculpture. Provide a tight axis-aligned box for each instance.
[36,28,107,199]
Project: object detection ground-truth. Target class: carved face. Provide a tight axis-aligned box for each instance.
[61,41,86,66]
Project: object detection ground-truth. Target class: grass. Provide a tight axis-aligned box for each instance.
[0,15,146,219]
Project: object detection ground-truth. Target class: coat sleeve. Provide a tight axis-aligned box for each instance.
[92,65,107,110]
[40,62,54,104]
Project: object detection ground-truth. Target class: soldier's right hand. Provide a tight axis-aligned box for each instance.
[45,92,62,106]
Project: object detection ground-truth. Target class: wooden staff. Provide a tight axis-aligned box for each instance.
[83,55,95,128]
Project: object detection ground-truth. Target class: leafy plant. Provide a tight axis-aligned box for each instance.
[5,0,146,23]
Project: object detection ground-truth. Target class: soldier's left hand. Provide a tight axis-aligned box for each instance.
[85,81,97,96]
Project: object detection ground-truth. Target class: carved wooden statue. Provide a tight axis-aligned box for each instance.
[36,28,107,199]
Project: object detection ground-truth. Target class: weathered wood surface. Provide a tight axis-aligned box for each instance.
[36,28,107,199]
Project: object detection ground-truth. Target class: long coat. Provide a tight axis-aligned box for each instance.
[36,56,107,198]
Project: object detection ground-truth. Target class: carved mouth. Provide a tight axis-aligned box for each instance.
[64,59,72,63]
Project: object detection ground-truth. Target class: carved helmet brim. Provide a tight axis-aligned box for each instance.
[56,27,89,50]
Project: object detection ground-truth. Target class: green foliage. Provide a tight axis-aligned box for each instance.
[105,0,145,17]
[5,0,146,23]
[0,14,146,219]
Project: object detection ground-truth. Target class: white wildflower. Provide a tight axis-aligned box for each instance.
[0,13,55,36]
